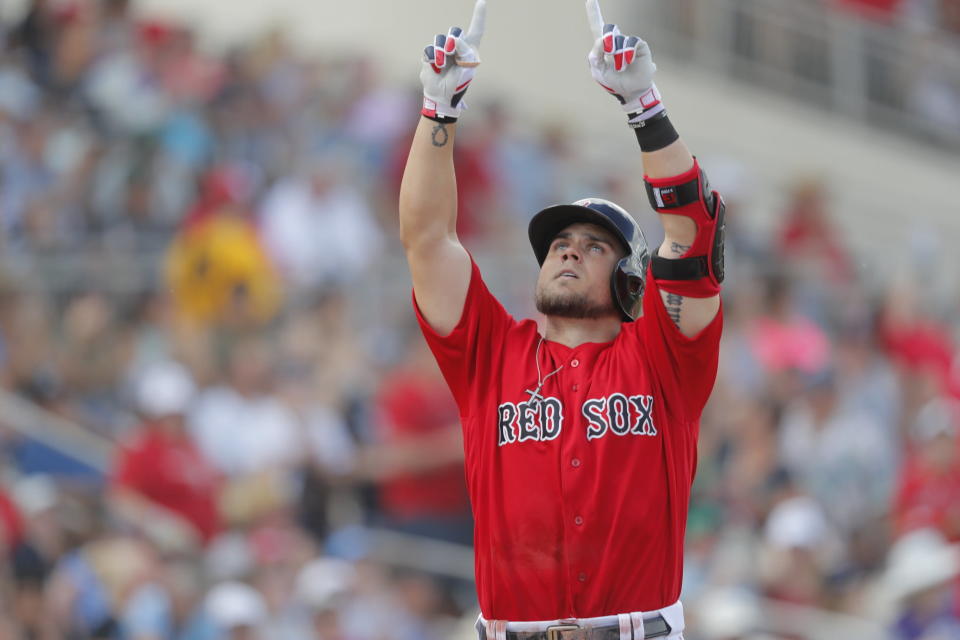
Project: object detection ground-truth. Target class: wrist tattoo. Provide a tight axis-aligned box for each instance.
[670,241,691,255]
[431,123,449,148]
[665,293,683,328]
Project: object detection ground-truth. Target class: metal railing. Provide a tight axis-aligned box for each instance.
[641,0,960,148]
[0,387,114,472]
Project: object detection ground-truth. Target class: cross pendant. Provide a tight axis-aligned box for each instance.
[525,387,544,406]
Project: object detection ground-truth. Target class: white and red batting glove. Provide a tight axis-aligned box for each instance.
[419,0,486,122]
[586,0,662,128]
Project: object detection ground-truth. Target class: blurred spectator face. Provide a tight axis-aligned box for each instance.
[22,196,61,248]
[229,626,260,640]
[252,562,296,614]
[63,291,112,343]
[913,399,959,471]
[394,572,443,620]
[541,122,572,158]
[804,374,838,424]
[14,475,63,558]
[164,559,203,627]
[762,275,791,318]
[834,329,872,375]
[307,159,339,197]
[201,165,255,210]
[227,339,274,395]
[12,582,46,638]
[919,424,956,471]
[310,608,344,639]
[762,494,837,601]
[296,557,355,635]
[144,408,177,435]
[791,180,826,215]
[20,117,50,163]
[102,0,131,19]
[942,0,960,33]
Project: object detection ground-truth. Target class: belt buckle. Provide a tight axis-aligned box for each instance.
[546,623,580,640]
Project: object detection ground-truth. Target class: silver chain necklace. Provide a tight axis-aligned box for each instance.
[525,336,564,407]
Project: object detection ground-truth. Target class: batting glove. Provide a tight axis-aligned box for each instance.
[586,0,662,128]
[419,0,486,122]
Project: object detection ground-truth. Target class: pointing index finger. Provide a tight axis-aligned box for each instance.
[586,0,605,40]
[464,0,487,47]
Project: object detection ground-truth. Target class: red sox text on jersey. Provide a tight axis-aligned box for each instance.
[497,393,656,445]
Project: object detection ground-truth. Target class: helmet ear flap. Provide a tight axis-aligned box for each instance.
[611,253,647,321]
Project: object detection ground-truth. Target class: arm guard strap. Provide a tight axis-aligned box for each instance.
[645,158,726,297]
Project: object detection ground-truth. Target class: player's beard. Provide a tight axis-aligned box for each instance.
[535,288,617,319]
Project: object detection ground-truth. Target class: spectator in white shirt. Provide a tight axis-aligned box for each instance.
[259,155,383,293]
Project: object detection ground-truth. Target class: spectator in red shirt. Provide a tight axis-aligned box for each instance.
[880,277,955,419]
[366,338,471,545]
[776,177,854,284]
[0,489,24,553]
[110,361,221,548]
[895,397,960,542]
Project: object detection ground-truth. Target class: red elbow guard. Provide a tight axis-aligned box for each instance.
[644,158,726,297]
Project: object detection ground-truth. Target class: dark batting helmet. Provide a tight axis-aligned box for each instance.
[528,198,650,321]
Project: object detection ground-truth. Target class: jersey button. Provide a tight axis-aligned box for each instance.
[571,359,580,368]
[574,516,583,526]
[578,572,587,582]
[572,384,578,391]
[571,458,581,468]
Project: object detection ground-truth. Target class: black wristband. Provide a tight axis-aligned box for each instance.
[632,112,679,152]
[421,113,458,124]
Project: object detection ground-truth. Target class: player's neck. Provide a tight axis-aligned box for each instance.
[542,315,622,348]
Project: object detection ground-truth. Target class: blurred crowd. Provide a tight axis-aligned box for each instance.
[0,1,959,639]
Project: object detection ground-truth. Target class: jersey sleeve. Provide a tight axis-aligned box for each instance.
[637,270,723,422]
[413,259,515,413]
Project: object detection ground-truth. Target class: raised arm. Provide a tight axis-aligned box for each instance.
[586,0,722,337]
[399,1,486,336]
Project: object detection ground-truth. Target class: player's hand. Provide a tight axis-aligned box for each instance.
[419,0,486,120]
[586,0,661,121]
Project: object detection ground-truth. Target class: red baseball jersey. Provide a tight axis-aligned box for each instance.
[113,425,222,543]
[414,262,722,621]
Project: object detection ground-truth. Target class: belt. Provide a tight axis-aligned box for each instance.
[475,613,671,640]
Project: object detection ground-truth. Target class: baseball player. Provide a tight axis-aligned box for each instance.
[399,1,725,638]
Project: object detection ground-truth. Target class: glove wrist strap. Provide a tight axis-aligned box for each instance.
[422,97,459,123]
[625,84,663,124]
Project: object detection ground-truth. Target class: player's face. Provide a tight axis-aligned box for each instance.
[535,222,624,319]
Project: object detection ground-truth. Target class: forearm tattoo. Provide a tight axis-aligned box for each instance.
[665,292,683,328]
[670,241,691,255]
[431,123,449,147]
